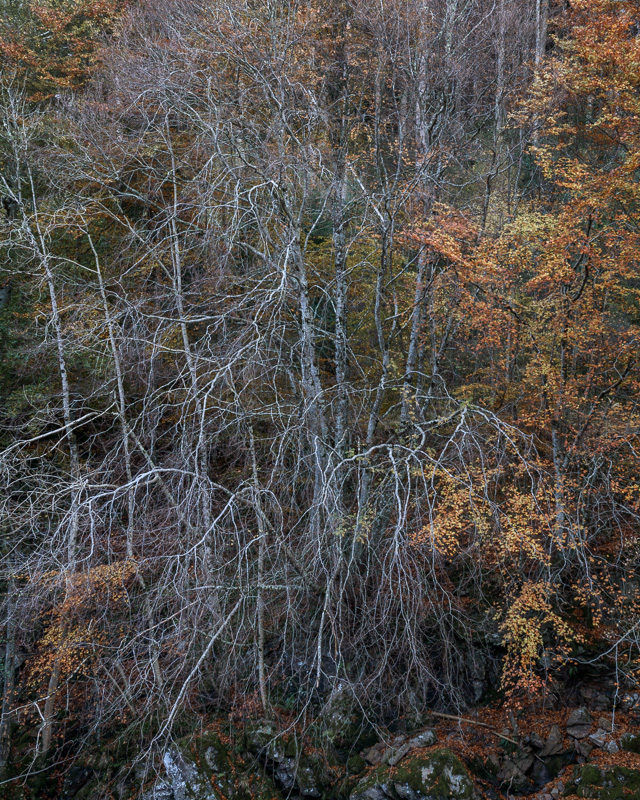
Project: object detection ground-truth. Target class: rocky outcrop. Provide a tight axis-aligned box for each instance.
[143,747,217,800]
[349,748,479,800]
[245,720,334,797]
[564,763,640,799]
[142,733,283,800]
[17,702,640,800]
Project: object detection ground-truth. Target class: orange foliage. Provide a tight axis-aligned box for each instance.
[0,0,128,99]
[26,560,137,689]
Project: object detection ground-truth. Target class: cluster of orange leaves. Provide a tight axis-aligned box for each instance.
[25,559,137,689]
[0,0,129,99]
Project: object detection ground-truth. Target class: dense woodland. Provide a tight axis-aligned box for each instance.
[0,0,640,796]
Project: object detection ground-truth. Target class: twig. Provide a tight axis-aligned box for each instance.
[429,711,519,746]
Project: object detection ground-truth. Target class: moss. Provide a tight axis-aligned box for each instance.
[346,755,366,774]
[351,748,478,800]
[192,731,232,776]
[580,765,604,785]
[620,734,640,754]
[566,765,640,799]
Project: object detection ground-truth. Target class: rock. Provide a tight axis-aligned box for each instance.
[574,738,593,760]
[597,716,612,733]
[588,729,608,748]
[564,764,640,798]
[144,781,174,800]
[540,725,564,757]
[406,730,437,749]
[497,759,531,793]
[566,707,593,739]
[373,730,438,768]
[621,732,640,753]
[621,693,640,713]
[321,683,370,750]
[351,785,389,800]
[486,754,501,774]
[159,747,217,800]
[512,748,534,775]
[363,743,386,766]
[529,732,545,750]
[60,766,94,800]
[580,687,612,712]
[350,748,480,800]
[186,730,283,800]
[385,744,412,767]
[531,759,551,789]
[605,739,619,754]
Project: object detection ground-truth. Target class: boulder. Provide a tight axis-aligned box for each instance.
[243,721,333,797]
[497,758,530,793]
[349,747,480,800]
[142,733,283,800]
[588,729,609,748]
[574,739,593,760]
[566,708,593,740]
[142,747,217,800]
[321,684,371,750]
[540,725,564,757]
[363,743,387,767]
[529,732,545,750]
[407,731,438,749]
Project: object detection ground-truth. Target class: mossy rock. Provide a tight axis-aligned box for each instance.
[350,747,480,800]
[347,755,367,775]
[317,686,376,755]
[564,764,640,799]
[620,733,640,754]
[173,733,282,800]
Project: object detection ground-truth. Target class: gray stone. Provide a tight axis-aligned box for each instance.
[512,749,534,775]
[144,781,174,800]
[588,729,608,748]
[393,782,419,800]
[529,732,545,749]
[161,747,216,800]
[406,729,438,749]
[566,707,593,739]
[575,738,593,760]
[363,744,385,766]
[321,683,365,748]
[384,744,412,767]
[485,754,500,773]
[564,764,640,798]
[540,725,564,757]
[498,759,529,792]
[353,786,389,800]
[203,746,222,773]
[621,692,640,712]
